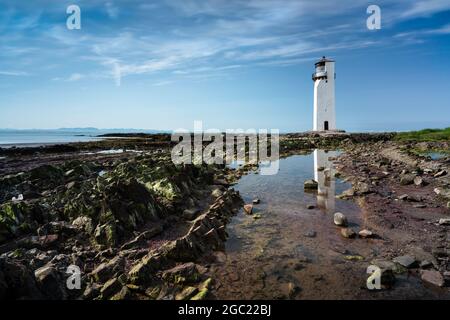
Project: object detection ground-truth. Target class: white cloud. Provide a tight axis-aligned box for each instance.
[105,2,119,19]
[401,0,450,18]
[0,70,29,76]
[152,80,174,86]
[9,0,449,87]
[67,73,84,81]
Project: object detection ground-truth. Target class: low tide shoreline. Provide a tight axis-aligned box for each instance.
[0,132,449,300]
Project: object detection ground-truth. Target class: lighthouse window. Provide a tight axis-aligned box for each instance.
[316,65,325,72]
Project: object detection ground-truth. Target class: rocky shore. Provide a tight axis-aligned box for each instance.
[0,132,449,299]
[333,140,450,289]
[0,138,246,300]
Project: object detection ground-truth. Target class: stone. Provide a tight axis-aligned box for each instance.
[344,255,364,261]
[110,286,132,300]
[252,198,260,204]
[94,223,117,247]
[419,260,432,269]
[91,256,124,283]
[288,282,301,298]
[369,261,396,287]
[398,194,409,201]
[438,218,450,225]
[358,229,373,238]
[191,287,208,300]
[100,277,122,298]
[19,234,59,250]
[211,188,223,198]
[371,259,407,275]
[304,230,316,238]
[253,214,262,220]
[162,263,199,284]
[340,228,356,238]
[406,195,421,202]
[29,165,63,182]
[34,265,55,282]
[38,221,78,237]
[145,287,161,299]
[143,225,164,239]
[83,283,102,299]
[400,174,415,185]
[333,212,348,227]
[175,286,198,300]
[354,182,371,194]
[72,216,93,233]
[182,209,199,220]
[421,270,445,287]
[393,255,417,268]
[337,188,354,198]
[434,170,447,178]
[34,264,65,299]
[444,271,450,281]
[414,176,426,186]
[304,179,318,190]
[243,204,253,215]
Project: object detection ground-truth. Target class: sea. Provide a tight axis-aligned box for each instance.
[0,129,164,148]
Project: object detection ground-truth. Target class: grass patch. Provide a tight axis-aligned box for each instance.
[395,127,450,142]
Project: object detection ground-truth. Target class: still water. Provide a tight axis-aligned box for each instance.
[208,150,450,299]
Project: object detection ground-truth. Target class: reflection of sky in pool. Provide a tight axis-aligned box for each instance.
[426,152,447,160]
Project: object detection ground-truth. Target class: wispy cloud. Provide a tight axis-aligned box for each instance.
[67,73,84,81]
[0,70,30,76]
[152,80,174,86]
[105,2,119,19]
[2,0,450,87]
[395,24,450,40]
[401,0,450,18]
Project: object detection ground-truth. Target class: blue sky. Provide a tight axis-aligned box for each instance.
[0,0,449,132]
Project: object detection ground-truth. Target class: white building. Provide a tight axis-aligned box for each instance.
[313,57,336,131]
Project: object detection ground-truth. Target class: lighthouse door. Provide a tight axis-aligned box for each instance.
[324,121,329,131]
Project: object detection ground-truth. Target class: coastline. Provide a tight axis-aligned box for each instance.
[0,132,449,299]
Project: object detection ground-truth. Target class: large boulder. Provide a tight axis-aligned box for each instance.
[421,270,445,287]
[29,165,64,183]
[91,256,125,283]
[162,263,200,284]
[34,264,66,299]
[393,255,417,268]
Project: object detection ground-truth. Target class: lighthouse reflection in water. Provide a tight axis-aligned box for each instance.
[314,149,338,213]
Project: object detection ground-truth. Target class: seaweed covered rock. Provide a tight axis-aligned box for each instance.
[0,202,46,244]
[29,165,64,184]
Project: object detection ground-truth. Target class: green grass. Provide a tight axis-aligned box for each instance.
[395,127,450,142]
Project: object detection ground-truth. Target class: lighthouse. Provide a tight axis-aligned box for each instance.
[312,57,336,131]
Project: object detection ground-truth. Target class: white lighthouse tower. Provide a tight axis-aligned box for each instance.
[313,57,336,131]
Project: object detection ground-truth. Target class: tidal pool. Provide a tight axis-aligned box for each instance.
[425,152,448,160]
[208,150,450,300]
